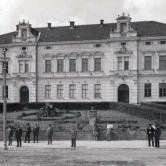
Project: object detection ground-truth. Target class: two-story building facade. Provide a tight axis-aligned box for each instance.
[0,14,166,104]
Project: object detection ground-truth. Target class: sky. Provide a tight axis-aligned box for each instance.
[0,0,166,35]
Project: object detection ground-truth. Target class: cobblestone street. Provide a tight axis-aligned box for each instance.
[0,140,166,166]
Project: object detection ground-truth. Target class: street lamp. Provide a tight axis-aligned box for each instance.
[2,48,8,150]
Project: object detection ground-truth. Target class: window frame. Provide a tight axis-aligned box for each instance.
[69,84,76,99]
[69,59,76,72]
[144,83,151,97]
[94,58,101,72]
[94,84,101,99]
[45,85,51,98]
[159,83,166,97]
[45,59,51,73]
[57,84,63,99]
[82,84,88,99]
[57,59,64,73]
[144,56,152,70]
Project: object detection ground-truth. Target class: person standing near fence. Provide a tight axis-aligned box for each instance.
[47,124,53,145]
[71,126,77,148]
[147,124,155,146]
[24,123,32,143]
[8,125,14,146]
[15,125,23,147]
[155,125,161,148]
[33,124,40,143]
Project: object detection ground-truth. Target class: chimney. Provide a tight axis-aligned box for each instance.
[47,23,51,30]
[70,21,75,29]
[100,19,104,27]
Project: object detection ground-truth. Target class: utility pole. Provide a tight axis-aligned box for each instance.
[2,48,8,150]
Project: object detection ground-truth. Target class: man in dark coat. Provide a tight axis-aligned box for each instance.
[155,126,161,148]
[47,124,53,145]
[24,123,31,143]
[15,125,22,147]
[71,126,77,148]
[8,125,14,146]
[147,124,155,146]
[33,124,40,143]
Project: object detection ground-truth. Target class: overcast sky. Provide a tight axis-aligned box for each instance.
[0,0,166,35]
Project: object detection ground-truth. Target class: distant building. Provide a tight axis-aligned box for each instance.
[0,14,166,104]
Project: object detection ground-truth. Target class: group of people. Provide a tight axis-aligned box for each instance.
[147,124,161,148]
[8,123,40,147]
[7,122,162,148]
[7,123,77,148]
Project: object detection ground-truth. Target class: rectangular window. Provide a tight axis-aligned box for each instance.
[69,59,76,72]
[2,61,8,74]
[144,56,152,70]
[57,84,63,99]
[57,59,64,73]
[2,86,8,99]
[159,83,166,97]
[82,58,88,72]
[94,84,101,98]
[82,84,88,99]
[45,60,51,73]
[144,83,151,97]
[124,57,129,70]
[45,85,51,98]
[19,61,24,73]
[94,58,101,72]
[117,57,123,70]
[159,56,166,70]
[69,84,76,98]
[19,61,29,73]
[25,61,29,73]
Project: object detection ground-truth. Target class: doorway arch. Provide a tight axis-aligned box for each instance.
[20,86,29,103]
[118,84,129,103]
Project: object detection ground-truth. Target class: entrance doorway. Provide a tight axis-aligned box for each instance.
[118,84,129,103]
[20,86,29,103]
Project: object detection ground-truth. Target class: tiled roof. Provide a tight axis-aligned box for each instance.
[0,21,166,44]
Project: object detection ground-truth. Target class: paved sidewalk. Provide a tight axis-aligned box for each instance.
[0,140,164,149]
[0,140,166,166]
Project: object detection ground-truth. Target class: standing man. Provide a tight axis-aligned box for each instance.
[24,123,31,143]
[7,125,14,146]
[71,126,77,148]
[33,124,40,143]
[155,125,161,148]
[15,125,22,147]
[147,124,155,146]
[47,124,53,145]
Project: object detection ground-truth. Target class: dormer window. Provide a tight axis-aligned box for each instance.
[160,41,166,45]
[45,46,52,49]
[21,28,27,41]
[121,42,126,46]
[145,41,152,45]
[22,47,27,50]
[95,44,101,48]
[13,20,37,43]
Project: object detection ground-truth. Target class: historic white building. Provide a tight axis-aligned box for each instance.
[0,14,166,104]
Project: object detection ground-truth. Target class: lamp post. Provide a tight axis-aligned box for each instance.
[2,48,8,150]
